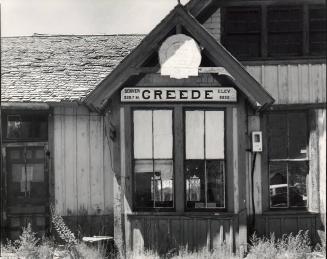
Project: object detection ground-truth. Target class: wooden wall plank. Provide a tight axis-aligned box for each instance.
[53,105,114,217]
[158,220,170,253]
[268,218,282,238]
[245,65,262,84]
[76,110,90,214]
[211,220,222,249]
[277,65,289,105]
[318,109,326,233]
[103,114,114,214]
[132,219,144,254]
[288,65,299,104]
[246,63,326,105]
[195,220,208,250]
[283,217,298,235]
[309,110,320,213]
[63,106,77,215]
[90,113,105,214]
[171,219,182,250]
[53,107,65,215]
[298,64,310,103]
[263,65,278,101]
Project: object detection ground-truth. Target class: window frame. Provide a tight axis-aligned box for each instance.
[267,110,309,210]
[131,107,175,212]
[221,3,327,60]
[183,108,227,212]
[2,110,49,143]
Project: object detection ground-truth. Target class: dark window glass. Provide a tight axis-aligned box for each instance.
[309,6,327,55]
[185,110,225,209]
[6,114,48,140]
[267,6,303,57]
[268,112,308,209]
[133,110,174,210]
[222,7,261,58]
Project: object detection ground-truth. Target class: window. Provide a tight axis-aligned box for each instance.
[222,7,261,58]
[267,6,303,57]
[309,5,327,55]
[133,110,174,210]
[222,4,327,59]
[4,113,48,141]
[267,112,309,209]
[185,110,225,209]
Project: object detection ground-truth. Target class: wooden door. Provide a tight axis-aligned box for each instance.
[5,145,49,239]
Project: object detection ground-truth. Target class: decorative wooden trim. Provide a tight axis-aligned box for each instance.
[241,58,326,65]
[1,103,50,110]
[266,103,327,111]
[85,5,274,111]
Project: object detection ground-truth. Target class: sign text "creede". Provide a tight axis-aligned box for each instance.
[121,87,237,102]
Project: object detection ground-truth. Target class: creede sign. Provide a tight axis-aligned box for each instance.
[121,87,237,102]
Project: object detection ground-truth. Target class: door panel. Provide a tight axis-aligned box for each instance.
[6,145,49,239]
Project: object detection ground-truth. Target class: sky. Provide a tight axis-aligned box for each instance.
[0,0,190,37]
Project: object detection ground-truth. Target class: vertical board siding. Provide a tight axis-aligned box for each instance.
[53,105,113,216]
[128,216,236,254]
[203,8,221,42]
[318,110,326,232]
[256,214,321,243]
[245,63,326,104]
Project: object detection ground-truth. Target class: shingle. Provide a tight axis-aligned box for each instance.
[1,35,144,103]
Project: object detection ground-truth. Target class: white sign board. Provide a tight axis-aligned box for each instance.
[121,87,237,102]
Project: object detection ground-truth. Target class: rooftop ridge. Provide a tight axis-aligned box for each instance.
[1,33,146,39]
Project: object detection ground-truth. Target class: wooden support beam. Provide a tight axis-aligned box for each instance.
[132,67,234,78]
[1,102,50,110]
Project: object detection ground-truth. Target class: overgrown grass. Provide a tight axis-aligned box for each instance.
[1,219,325,259]
[247,231,315,259]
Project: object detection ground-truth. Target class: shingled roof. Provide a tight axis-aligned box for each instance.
[1,35,144,103]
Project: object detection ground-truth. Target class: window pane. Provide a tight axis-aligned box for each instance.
[207,160,225,208]
[185,160,205,208]
[289,162,308,207]
[269,163,288,208]
[153,110,173,159]
[288,112,307,159]
[222,7,261,58]
[153,160,173,208]
[134,111,153,159]
[7,114,48,140]
[185,111,204,159]
[309,6,327,55]
[268,114,288,159]
[205,111,224,159]
[134,160,154,208]
[267,6,303,57]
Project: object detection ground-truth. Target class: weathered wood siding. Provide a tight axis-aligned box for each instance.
[318,109,326,234]
[256,213,321,242]
[53,105,113,217]
[128,215,236,254]
[245,63,326,105]
[203,8,221,42]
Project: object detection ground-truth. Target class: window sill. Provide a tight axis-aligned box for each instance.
[127,211,235,218]
[262,210,319,216]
